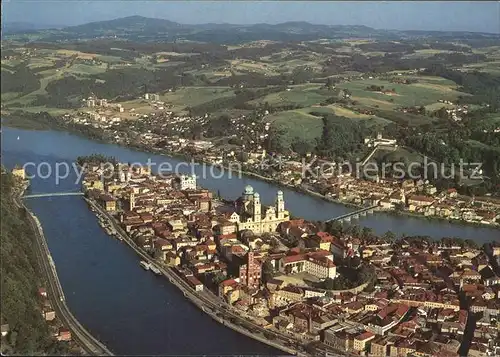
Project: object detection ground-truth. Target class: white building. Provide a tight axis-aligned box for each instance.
[279,251,337,280]
[364,133,397,148]
[175,174,197,191]
[231,186,290,234]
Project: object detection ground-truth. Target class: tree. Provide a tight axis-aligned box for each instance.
[326,221,344,236]
[211,271,226,285]
[346,224,361,238]
[262,260,275,283]
[383,230,397,242]
[1,170,69,355]
[291,139,314,156]
[326,77,336,90]
[361,227,374,239]
[324,278,335,290]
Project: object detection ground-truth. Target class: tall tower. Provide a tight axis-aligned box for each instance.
[243,185,254,202]
[129,192,135,211]
[253,192,261,222]
[114,163,121,180]
[276,190,285,219]
[246,248,256,288]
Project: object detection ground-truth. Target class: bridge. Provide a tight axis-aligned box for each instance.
[326,205,378,223]
[23,192,85,199]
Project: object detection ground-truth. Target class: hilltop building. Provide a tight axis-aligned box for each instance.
[364,133,397,148]
[144,93,160,101]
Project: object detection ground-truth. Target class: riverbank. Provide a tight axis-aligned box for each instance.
[14,182,113,356]
[383,208,500,230]
[5,123,499,242]
[84,197,308,356]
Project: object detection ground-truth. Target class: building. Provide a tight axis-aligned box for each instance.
[324,329,351,351]
[309,232,334,251]
[354,331,376,351]
[407,195,435,210]
[232,186,290,235]
[175,174,197,191]
[43,310,56,321]
[56,328,71,342]
[12,166,26,180]
[1,324,9,337]
[371,336,391,357]
[239,249,261,289]
[186,276,204,292]
[279,251,336,280]
[101,195,117,211]
[364,133,397,148]
[38,287,47,298]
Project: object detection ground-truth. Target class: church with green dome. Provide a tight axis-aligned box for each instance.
[230,185,290,234]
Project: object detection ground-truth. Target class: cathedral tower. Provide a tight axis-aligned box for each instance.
[243,185,254,202]
[253,192,261,222]
[276,190,285,219]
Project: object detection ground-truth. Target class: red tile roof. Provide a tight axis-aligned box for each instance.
[355,331,375,341]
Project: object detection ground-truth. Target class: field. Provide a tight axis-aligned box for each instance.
[159,87,236,114]
[267,109,324,143]
[267,103,391,145]
[462,60,500,75]
[229,59,280,75]
[250,84,327,107]
[402,49,455,59]
[253,76,461,144]
[55,49,99,59]
[337,78,464,109]
[2,33,498,153]
[372,146,426,165]
[323,105,389,122]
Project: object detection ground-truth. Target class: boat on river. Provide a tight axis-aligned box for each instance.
[150,265,161,275]
[140,261,150,270]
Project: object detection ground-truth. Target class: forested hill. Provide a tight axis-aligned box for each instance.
[4,16,499,43]
[0,170,67,355]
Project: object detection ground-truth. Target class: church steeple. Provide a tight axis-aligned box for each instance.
[276,190,285,219]
[253,192,261,222]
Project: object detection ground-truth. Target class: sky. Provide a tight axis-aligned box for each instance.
[2,1,500,33]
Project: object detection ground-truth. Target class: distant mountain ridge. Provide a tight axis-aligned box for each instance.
[3,15,499,43]
[2,21,67,33]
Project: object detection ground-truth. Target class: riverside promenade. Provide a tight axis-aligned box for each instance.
[16,185,113,356]
[85,197,307,356]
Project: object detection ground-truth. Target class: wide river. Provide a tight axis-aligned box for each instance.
[2,127,498,354]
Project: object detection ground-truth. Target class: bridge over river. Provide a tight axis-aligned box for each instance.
[24,191,377,224]
[326,205,379,223]
[23,192,85,199]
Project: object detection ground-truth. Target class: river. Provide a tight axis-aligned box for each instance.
[2,127,498,354]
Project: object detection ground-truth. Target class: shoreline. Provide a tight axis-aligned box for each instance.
[15,182,113,356]
[4,120,498,231]
[84,196,307,356]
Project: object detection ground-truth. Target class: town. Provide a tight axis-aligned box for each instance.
[56,93,500,228]
[2,7,500,356]
[77,160,499,357]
